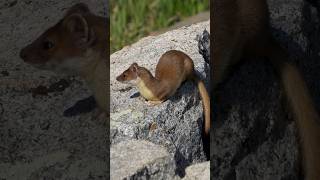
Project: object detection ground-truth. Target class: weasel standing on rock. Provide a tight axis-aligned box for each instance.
[212,0,320,179]
[20,3,109,116]
[116,50,210,135]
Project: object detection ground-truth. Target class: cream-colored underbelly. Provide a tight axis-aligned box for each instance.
[137,80,159,101]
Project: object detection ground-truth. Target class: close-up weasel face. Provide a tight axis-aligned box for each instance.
[19,4,97,75]
[116,63,139,84]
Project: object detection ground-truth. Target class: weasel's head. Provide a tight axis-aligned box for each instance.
[19,3,97,75]
[116,63,139,85]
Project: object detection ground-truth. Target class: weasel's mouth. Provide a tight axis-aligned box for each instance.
[20,54,50,65]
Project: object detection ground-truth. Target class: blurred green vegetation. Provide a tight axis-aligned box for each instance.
[111,0,209,53]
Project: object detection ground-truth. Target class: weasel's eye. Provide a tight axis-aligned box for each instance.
[43,40,54,50]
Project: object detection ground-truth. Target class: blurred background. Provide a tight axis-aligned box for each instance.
[110,0,209,53]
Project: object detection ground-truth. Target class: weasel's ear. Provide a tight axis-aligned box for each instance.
[65,3,90,16]
[63,14,96,48]
[131,63,139,73]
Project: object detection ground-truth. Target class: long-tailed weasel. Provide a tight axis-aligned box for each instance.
[116,50,210,135]
[212,0,320,179]
[19,3,109,115]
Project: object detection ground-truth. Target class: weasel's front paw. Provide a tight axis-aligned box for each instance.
[63,96,97,117]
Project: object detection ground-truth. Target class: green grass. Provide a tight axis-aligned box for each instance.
[111,0,209,53]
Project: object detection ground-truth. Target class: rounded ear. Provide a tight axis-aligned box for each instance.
[65,3,90,16]
[63,14,96,48]
[63,14,88,35]
[130,63,139,74]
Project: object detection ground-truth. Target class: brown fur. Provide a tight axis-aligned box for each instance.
[212,0,320,179]
[20,3,109,113]
[117,50,211,135]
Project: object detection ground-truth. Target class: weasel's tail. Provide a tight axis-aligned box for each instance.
[192,74,211,136]
[269,42,320,180]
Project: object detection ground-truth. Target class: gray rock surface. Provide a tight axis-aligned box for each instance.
[0,1,108,179]
[110,140,176,180]
[110,21,210,177]
[182,161,210,180]
[211,0,320,179]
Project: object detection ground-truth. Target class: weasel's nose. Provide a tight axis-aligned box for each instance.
[19,48,27,60]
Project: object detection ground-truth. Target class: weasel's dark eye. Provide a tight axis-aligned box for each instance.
[43,40,54,50]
